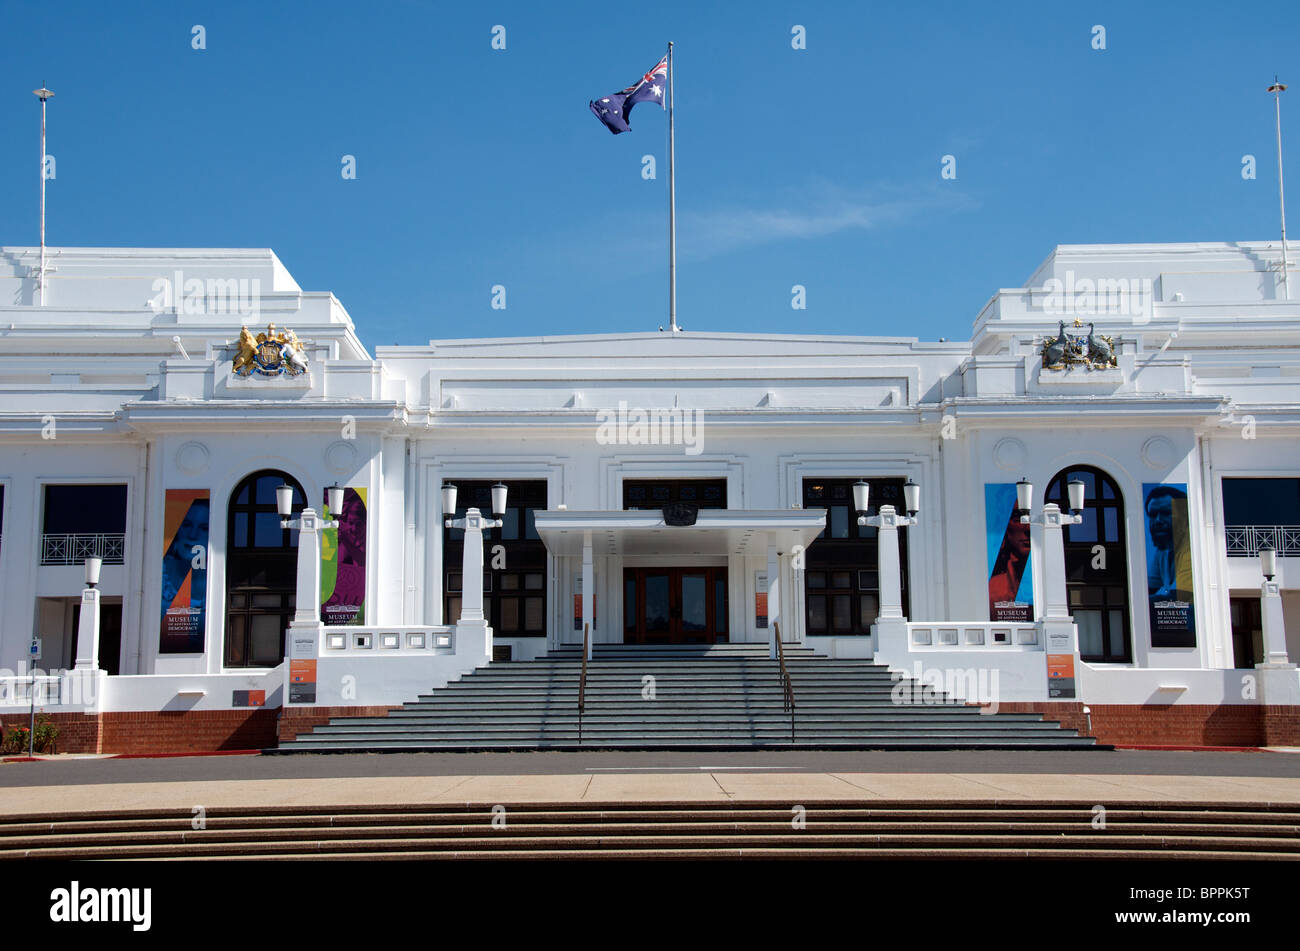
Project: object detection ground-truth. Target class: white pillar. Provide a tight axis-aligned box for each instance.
[1259,578,1294,667]
[73,587,101,670]
[875,505,905,621]
[582,531,594,659]
[293,508,324,626]
[453,507,493,662]
[1039,503,1071,621]
[459,508,487,622]
[767,539,780,658]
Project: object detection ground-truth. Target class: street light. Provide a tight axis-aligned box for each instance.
[326,484,345,517]
[84,556,102,589]
[1016,477,1033,516]
[903,478,921,518]
[1260,543,1277,581]
[276,483,296,524]
[491,482,509,520]
[441,483,458,521]
[852,480,870,516]
[1067,478,1086,515]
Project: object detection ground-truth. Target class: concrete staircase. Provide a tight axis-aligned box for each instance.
[2,801,1296,859]
[275,644,1099,752]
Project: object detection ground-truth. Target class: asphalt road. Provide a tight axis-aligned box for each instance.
[0,747,1296,786]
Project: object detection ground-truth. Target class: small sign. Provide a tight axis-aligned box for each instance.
[1046,654,1076,699]
[232,690,266,707]
[29,639,41,660]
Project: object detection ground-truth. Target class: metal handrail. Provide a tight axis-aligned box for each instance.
[773,621,795,742]
[578,622,589,745]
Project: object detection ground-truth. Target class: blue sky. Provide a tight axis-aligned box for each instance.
[2,0,1296,345]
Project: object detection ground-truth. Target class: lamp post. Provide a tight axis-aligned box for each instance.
[443,483,508,661]
[277,483,338,628]
[1258,543,1293,667]
[854,479,920,624]
[1015,477,1084,625]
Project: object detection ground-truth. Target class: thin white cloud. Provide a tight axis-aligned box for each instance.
[681,184,979,258]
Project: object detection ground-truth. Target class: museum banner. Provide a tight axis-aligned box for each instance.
[321,487,367,626]
[985,483,1034,622]
[1142,482,1196,647]
[160,489,210,653]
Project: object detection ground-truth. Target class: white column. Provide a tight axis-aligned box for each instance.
[767,539,780,658]
[459,508,487,622]
[1259,578,1294,667]
[292,508,324,626]
[1039,503,1071,621]
[454,507,493,662]
[582,531,594,659]
[875,505,905,621]
[73,587,101,670]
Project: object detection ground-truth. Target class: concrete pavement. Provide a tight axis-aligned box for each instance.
[2,769,1299,816]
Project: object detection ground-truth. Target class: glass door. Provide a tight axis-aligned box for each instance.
[624,568,728,644]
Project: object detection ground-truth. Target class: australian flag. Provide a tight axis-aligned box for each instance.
[589,54,667,134]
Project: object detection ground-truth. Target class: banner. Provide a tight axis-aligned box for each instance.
[160,489,210,653]
[321,487,367,626]
[985,484,1033,622]
[755,570,768,628]
[572,575,596,631]
[1143,483,1195,647]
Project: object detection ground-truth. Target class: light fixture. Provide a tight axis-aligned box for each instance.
[1260,543,1277,582]
[852,480,870,514]
[1067,478,1086,514]
[1015,478,1033,515]
[491,482,509,519]
[327,484,345,516]
[441,483,458,521]
[275,483,295,519]
[84,556,102,588]
[903,478,920,518]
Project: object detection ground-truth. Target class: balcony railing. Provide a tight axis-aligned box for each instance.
[1225,525,1300,557]
[40,533,126,566]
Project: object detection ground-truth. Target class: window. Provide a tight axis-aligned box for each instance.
[1222,478,1300,556]
[225,471,304,667]
[623,479,727,510]
[1047,466,1131,663]
[802,478,909,636]
[443,480,547,636]
[40,484,128,565]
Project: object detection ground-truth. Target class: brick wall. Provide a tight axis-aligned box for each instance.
[277,706,400,743]
[3,709,278,754]
[999,702,1300,747]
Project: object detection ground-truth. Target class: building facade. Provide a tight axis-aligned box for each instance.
[0,241,1297,751]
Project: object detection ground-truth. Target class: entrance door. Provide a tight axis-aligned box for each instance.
[623,567,728,644]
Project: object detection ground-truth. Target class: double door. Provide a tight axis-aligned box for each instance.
[623,567,728,644]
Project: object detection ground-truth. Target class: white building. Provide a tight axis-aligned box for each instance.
[0,241,1297,751]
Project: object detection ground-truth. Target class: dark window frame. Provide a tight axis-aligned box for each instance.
[1046,465,1132,664]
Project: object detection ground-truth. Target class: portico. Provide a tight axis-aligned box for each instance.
[533,508,826,656]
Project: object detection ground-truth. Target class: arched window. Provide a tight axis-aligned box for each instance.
[225,470,305,668]
[1045,466,1131,663]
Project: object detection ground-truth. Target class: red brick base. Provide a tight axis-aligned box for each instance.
[1000,703,1300,747]
[9,703,1299,754]
[276,705,400,744]
[2,709,279,755]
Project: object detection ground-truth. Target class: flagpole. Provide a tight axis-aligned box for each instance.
[668,41,677,332]
[33,83,54,307]
[1269,77,1290,300]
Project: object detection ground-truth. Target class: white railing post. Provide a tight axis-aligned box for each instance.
[1260,577,1294,668]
